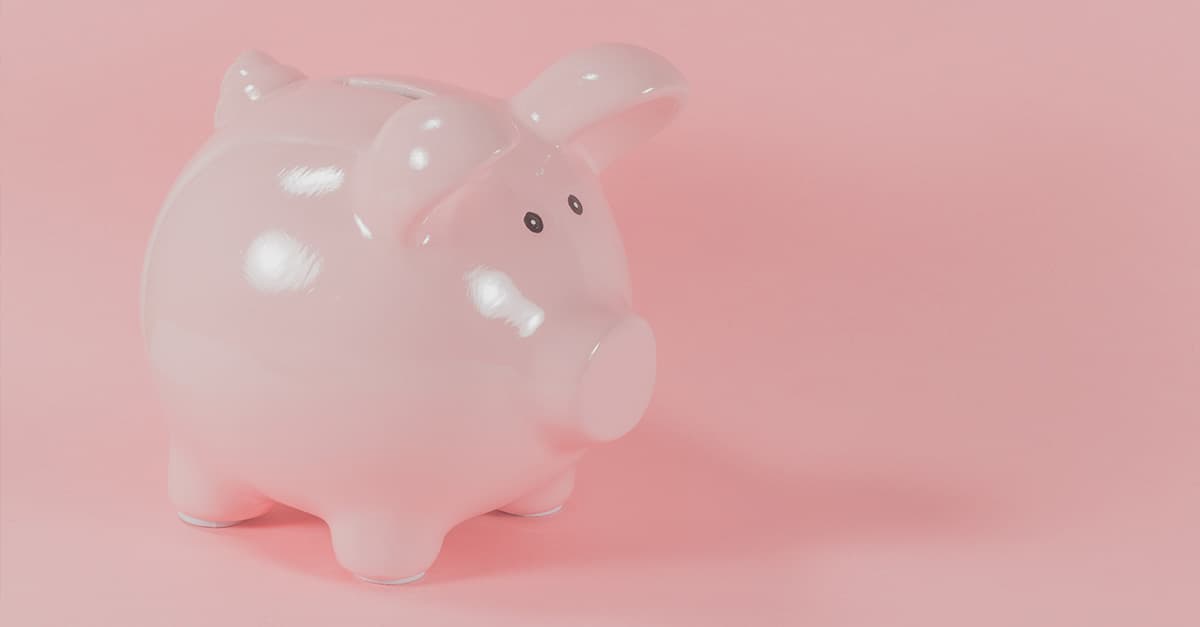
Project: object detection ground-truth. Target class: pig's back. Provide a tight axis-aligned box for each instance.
[141,79,431,391]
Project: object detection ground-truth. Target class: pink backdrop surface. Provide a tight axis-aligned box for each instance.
[2,1,1197,625]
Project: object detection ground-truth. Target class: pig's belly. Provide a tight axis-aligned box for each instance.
[146,317,578,522]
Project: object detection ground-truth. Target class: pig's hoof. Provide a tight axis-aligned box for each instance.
[504,504,563,518]
[177,512,245,528]
[356,571,426,586]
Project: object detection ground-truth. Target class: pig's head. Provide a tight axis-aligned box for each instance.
[356,44,687,447]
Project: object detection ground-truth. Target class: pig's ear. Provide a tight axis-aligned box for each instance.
[215,50,305,128]
[357,95,519,243]
[511,43,687,172]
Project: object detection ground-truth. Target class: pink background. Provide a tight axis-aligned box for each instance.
[2,0,1197,624]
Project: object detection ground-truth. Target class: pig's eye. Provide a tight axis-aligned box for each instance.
[523,211,544,233]
[568,194,583,215]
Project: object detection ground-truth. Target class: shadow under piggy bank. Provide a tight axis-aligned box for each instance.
[221,408,991,593]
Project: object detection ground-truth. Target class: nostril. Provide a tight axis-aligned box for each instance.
[572,315,656,443]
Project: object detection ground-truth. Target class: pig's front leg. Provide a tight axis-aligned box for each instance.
[327,512,447,585]
[499,467,575,517]
[169,443,272,527]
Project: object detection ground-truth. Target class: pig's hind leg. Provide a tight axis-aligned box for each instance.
[499,467,575,517]
[169,444,273,528]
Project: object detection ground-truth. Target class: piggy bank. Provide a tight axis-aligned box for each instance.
[140,44,686,584]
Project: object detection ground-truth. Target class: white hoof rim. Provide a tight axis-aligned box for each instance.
[177,512,244,528]
[357,571,426,586]
[506,504,564,518]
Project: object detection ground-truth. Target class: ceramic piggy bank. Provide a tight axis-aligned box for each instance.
[140,44,685,584]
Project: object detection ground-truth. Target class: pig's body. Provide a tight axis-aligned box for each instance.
[142,47,685,583]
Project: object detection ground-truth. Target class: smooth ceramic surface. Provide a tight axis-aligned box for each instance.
[140,45,686,583]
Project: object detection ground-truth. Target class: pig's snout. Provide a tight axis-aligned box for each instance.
[571,315,656,443]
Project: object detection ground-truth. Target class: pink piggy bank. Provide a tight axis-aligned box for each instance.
[140,44,686,584]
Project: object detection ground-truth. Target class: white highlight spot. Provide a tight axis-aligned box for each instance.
[278,165,344,197]
[640,86,656,95]
[353,213,373,239]
[244,230,322,293]
[529,111,541,122]
[582,72,600,81]
[421,234,431,246]
[409,147,429,171]
[422,117,442,130]
[344,77,434,99]
[243,83,261,101]
[465,266,545,338]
